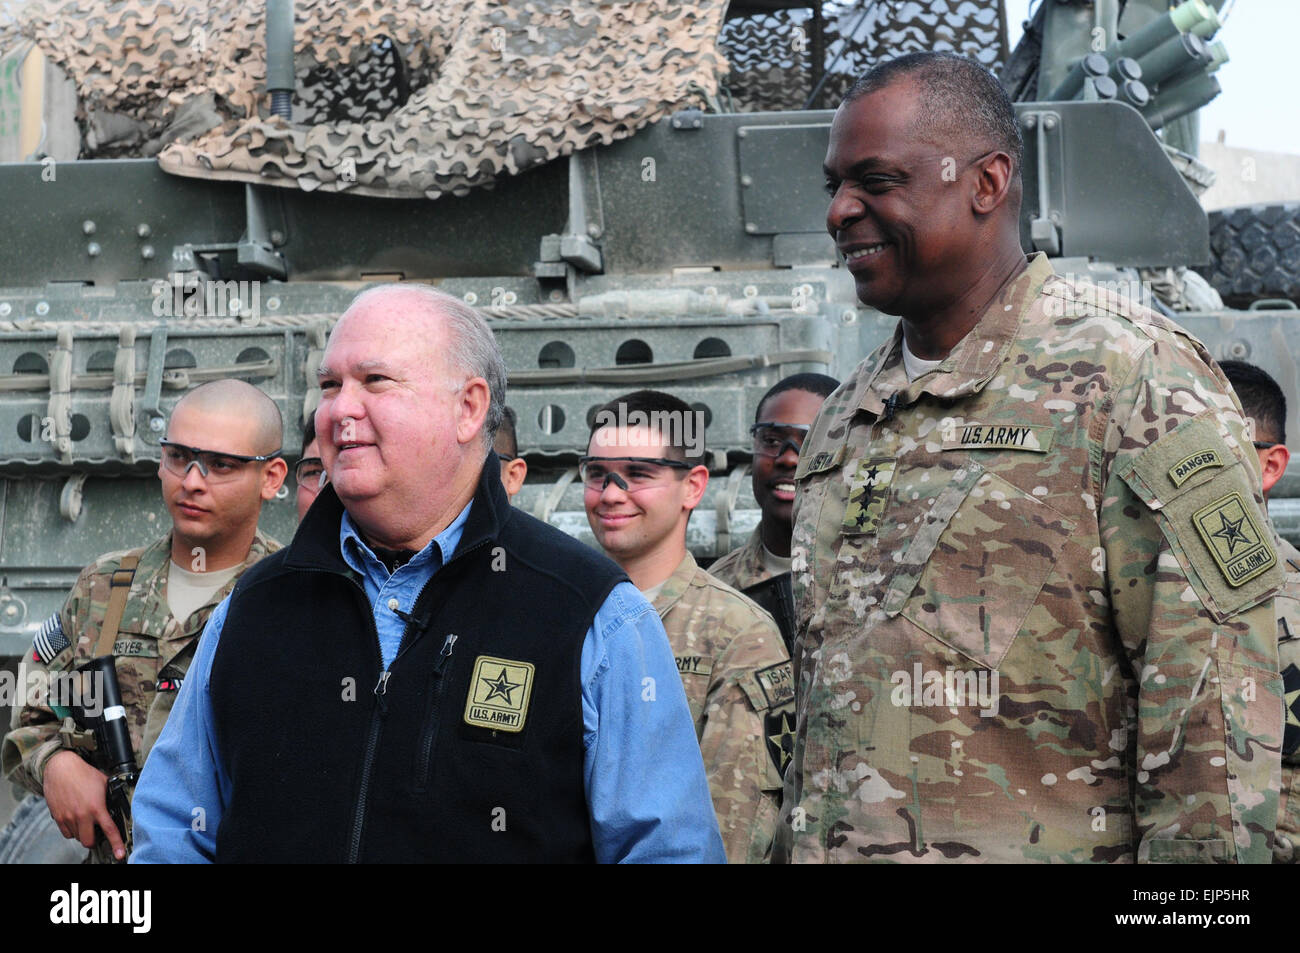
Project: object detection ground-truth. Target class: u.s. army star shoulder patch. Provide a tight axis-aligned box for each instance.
[1192,492,1276,587]
[464,656,534,733]
[765,708,795,774]
[1283,662,1300,758]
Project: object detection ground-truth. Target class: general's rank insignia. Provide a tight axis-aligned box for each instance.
[1192,492,1276,587]
[464,656,534,733]
[1284,663,1300,758]
[842,457,895,536]
[765,708,795,774]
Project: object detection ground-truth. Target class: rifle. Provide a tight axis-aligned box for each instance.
[52,654,137,862]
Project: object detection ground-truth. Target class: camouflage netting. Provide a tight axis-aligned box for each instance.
[719,1,1007,112]
[0,0,729,199]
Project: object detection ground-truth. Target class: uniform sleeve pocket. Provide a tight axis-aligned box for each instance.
[886,468,1076,671]
[1116,414,1280,620]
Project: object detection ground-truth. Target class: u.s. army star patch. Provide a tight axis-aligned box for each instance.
[1283,663,1300,758]
[1192,492,1276,587]
[842,458,895,535]
[765,708,795,774]
[464,656,534,732]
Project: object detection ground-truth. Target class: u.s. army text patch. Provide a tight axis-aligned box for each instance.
[464,656,534,733]
[1193,492,1276,587]
[941,424,1052,453]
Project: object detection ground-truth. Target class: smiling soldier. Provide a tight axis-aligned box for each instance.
[709,373,838,651]
[2,380,284,862]
[775,52,1284,864]
[584,389,793,863]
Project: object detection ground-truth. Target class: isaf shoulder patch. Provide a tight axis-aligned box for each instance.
[754,661,795,708]
[464,655,534,733]
[31,613,70,665]
[1193,491,1276,587]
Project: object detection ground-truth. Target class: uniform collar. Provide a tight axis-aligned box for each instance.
[849,253,1055,420]
[156,527,278,636]
[652,550,699,616]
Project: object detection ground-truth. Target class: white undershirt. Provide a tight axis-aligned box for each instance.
[167,561,239,624]
[902,338,944,382]
[760,542,792,576]
[640,581,667,604]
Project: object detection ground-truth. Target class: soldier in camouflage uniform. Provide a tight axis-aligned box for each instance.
[1219,361,1300,863]
[584,389,793,862]
[2,380,285,861]
[774,53,1283,864]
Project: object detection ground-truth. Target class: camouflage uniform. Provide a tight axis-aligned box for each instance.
[1273,534,1300,863]
[774,253,1284,864]
[709,527,778,592]
[2,530,278,860]
[654,552,794,863]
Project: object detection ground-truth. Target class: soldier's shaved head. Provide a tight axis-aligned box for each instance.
[172,380,283,454]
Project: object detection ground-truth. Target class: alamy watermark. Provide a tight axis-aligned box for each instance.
[1044,276,1153,318]
[151,275,261,319]
[591,403,706,460]
[0,663,105,716]
[890,663,999,717]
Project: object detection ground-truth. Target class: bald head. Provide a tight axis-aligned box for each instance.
[173,380,283,455]
[339,284,507,447]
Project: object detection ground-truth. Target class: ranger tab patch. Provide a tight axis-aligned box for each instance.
[1169,449,1223,487]
[1193,492,1276,587]
[464,656,534,733]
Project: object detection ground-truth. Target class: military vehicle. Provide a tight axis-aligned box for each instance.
[0,0,1294,854]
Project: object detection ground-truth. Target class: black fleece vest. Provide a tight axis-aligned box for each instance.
[210,457,625,863]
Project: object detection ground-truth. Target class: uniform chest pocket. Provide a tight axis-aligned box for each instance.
[883,467,1076,671]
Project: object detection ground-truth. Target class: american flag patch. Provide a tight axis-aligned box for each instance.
[31,614,70,665]
[157,678,183,692]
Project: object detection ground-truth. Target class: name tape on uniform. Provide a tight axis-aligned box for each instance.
[464,655,535,733]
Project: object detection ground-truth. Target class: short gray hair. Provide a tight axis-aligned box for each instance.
[346,283,508,447]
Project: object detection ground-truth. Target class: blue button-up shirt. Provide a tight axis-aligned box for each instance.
[131,501,724,863]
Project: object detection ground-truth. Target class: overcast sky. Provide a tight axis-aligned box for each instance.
[1003,0,1297,155]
